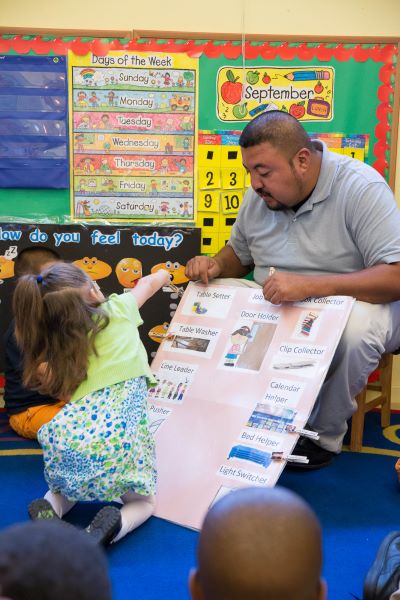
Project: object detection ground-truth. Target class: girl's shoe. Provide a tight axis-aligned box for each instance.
[86,506,121,546]
[28,498,59,521]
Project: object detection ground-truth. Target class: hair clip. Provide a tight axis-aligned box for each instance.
[36,275,43,284]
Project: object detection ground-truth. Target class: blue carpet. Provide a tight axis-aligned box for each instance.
[1,410,400,599]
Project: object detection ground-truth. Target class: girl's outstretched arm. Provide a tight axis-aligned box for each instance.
[131,270,171,308]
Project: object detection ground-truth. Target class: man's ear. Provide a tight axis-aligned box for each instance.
[188,567,204,600]
[294,147,311,172]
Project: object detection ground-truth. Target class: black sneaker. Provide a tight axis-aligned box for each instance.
[288,437,336,470]
[86,506,121,546]
[28,498,59,521]
[364,531,400,600]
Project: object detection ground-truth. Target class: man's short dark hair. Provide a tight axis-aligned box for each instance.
[0,520,112,600]
[239,110,314,158]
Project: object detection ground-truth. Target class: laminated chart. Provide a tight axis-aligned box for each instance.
[69,51,198,221]
[151,282,354,529]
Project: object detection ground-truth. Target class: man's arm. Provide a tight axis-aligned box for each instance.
[185,245,253,284]
[263,263,400,305]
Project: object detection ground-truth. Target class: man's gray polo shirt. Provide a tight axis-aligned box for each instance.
[229,141,400,285]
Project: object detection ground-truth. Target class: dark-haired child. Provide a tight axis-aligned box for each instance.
[3,246,63,439]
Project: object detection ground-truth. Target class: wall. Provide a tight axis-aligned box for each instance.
[2,0,400,405]
[2,0,400,38]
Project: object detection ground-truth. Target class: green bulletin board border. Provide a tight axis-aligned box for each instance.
[0,31,398,221]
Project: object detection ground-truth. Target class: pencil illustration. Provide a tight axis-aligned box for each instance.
[285,70,330,81]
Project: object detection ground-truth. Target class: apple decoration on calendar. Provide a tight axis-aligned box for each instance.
[289,102,306,119]
[262,72,271,84]
[221,70,243,104]
[314,81,324,94]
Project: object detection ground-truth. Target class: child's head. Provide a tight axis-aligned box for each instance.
[13,261,108,399]
[189,486,326,600]
[14,246,60,278]
[0,520,112,600]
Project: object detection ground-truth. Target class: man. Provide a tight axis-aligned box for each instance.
[186,110,400,468]
[0,520,112,600]
[189,486,326,600]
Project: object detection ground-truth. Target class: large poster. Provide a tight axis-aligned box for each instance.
[0,223,200,371]
[151,282,354,529]
[69,51,198,221]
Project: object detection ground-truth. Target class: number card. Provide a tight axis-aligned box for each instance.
[198,167,221,190]
[221,191,243,214]
[221,168,245,189]
[198,190,220,213]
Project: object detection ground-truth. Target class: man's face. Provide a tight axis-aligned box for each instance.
[241,142,307,211]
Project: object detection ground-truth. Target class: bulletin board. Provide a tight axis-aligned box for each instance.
[0,33,398,240]
[0,222,201,371]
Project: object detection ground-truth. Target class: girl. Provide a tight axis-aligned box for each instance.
[13,261,170,543]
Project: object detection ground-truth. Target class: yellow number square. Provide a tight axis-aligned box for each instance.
[198,167,221,190]
[201,232,220,255]
[221,191,243,214]
[218,232,231,249]
[220,145,242,167]
[198,144,222,168]
[220,214,237,233]
[197,211,220,232]
[221,168,245,190]
[342,147,365,162]
[198,190,220,213]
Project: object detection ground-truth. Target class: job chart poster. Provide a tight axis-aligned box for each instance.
[151,282,354,530]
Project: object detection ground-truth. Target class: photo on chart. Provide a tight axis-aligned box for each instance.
[149,361,197,404]
[181,284,236,319]
[270,342,327,378]
[246,402,297,433]
[226,444,283,469]
[220,320,277,371]
[162,323,220,358]
[292,309,322,341]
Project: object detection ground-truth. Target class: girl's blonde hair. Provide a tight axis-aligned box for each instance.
[13,261,109,398]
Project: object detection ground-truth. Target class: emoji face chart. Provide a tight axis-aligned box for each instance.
[151,282,354,529]
[0,223,200,371]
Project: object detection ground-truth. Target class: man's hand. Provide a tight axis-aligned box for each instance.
[185,256,222,284]
[263,272,312,304]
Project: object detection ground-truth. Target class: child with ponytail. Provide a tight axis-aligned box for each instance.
[13,261,170,543]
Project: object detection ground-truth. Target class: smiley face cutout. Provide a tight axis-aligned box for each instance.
[115,257,143,288]
[73,257,112,280]
[151,260,188,285]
